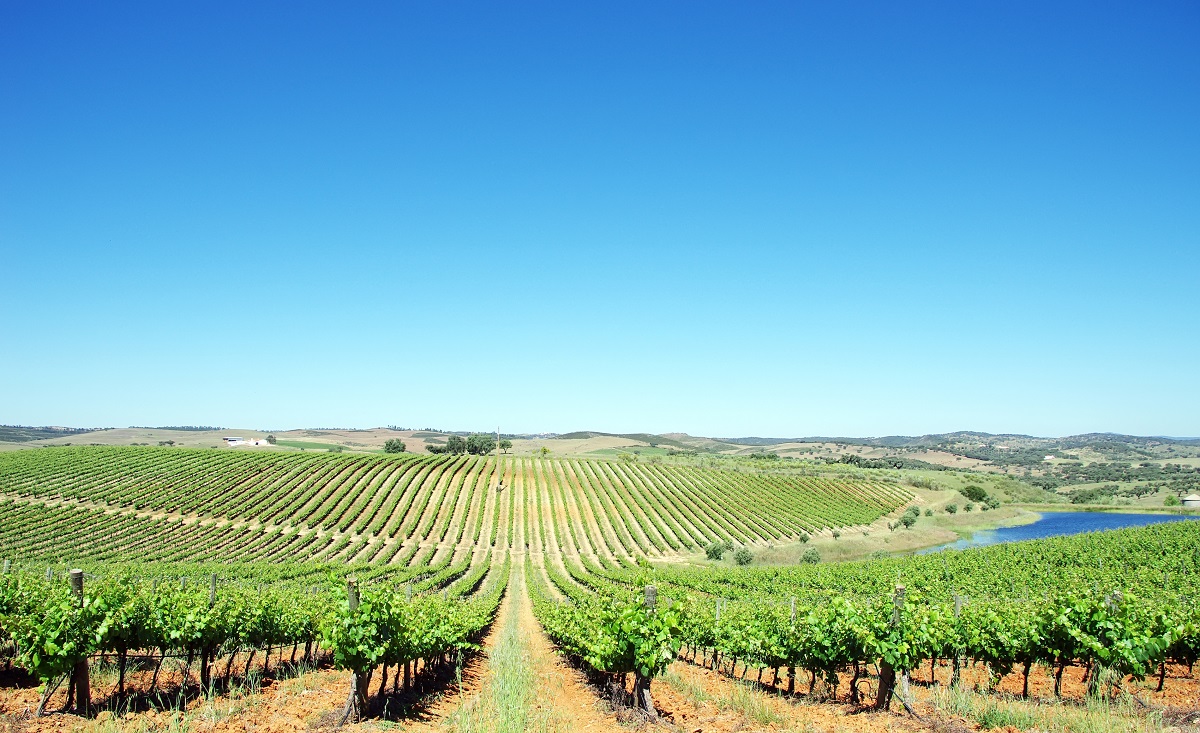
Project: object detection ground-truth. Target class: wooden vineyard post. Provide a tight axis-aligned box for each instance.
[342,578,367,724]
[950,594,963,688]
[712,599,720,670]
[69,569,90,713]
[897,584,914,709]
[201,574,217,688]
[636,585,659,721]
[788,597,797,694]
[404,583,412,695]
[874,584,904,711]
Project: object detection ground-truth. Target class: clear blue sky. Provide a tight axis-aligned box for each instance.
[2,2,1197,438]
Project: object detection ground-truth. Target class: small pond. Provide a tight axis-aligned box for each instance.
[919,511,1199,553]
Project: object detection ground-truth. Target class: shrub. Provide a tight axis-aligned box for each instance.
[801,547,821,564]
[705,543,726,561]
[383,438,406,454]
[869,550,889,560]
[964,502,975,512]
[734,547,753,565]
[1165,494,1182,507]
[960,485,989,502]
[831,529,841,539]
[946,503,958,514]
[798,533,810,544]
[721,538,735,552]
[924,509,933,517]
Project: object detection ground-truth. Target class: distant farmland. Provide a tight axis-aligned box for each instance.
[0,445,910,577]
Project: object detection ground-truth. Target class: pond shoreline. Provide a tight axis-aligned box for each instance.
[1010,502,1200,515]
[918,509,1200,554]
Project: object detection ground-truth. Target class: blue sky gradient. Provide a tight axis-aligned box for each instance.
[2,2,1197,437]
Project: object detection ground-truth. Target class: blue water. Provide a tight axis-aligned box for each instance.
[919,511,1200,553]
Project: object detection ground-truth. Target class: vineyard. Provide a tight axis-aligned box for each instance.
[1,445,1197,730]
[0,446,910,574]
[537,520,1200,714]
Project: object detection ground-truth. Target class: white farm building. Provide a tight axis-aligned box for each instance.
[223,436,271,447]
[1182,494,1200,509]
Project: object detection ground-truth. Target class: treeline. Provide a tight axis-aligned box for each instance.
[826,454,950,472]
[426,434,512,455]
[1032,462,1200,493]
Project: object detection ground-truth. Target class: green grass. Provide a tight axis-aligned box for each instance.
[930,682,1165,733]
[446,589,563,733]
[274,439,357,452]
[586,446,675,458]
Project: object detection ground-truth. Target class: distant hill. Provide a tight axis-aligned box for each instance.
[719,431,1200,449]
[554,431,693,450]
[0,425,105,442]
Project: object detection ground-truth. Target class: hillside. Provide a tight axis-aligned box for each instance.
[0,446,911,576]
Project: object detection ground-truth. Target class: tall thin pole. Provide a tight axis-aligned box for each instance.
[69,570,90,712]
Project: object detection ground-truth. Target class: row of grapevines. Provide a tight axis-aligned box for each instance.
[0,555,507,716]
[527,558,682,718]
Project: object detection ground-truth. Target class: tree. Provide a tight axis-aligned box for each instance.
[734,547,753,565]
[945,503,958,514]
[960,484,988,502]
[801,547,821,564]
[266,434,276,444]
[499,439,513,454]
[383,439,406,454]
[798,532,811,544]
[1165,494,1181,507]
[900,514,917,529]
[466,434,496,455]
[705,543,726,561]
[537,446,551,458]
